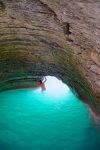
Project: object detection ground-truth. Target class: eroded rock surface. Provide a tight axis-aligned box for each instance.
[0,0,100,115]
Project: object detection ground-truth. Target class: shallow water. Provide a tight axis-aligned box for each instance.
[0,76,100,150]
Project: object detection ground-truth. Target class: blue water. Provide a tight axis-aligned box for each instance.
[0,76,100,150]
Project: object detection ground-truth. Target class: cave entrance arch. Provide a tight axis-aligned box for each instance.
[0,47,98,115]
[0,0,99,116]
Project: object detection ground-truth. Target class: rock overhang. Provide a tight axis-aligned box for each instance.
[0,0,100,115]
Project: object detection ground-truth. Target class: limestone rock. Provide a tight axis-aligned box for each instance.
[91,51,100,66]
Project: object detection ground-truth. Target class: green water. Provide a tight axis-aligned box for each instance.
[0,76,100,150]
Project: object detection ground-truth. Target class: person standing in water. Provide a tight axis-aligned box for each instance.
[39,77,47,91]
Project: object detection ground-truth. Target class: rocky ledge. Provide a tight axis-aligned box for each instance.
[0,0,100,116]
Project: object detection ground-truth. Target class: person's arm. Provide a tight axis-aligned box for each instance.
[43,77,47,83]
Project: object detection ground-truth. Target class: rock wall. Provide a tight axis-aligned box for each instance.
[0,0,100,115]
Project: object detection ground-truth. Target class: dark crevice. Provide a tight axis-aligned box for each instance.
[62,22,71,35]
[0,1,5,11]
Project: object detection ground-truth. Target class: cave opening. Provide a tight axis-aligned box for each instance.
[37,76,70,97]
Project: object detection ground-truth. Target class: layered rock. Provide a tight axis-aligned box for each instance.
[0,0,100,115]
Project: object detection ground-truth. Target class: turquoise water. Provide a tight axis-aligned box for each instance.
[0,76,100,150]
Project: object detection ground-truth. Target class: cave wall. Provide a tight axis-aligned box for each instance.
[0,0,100,115]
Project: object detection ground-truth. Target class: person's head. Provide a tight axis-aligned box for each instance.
[39,80,42,84]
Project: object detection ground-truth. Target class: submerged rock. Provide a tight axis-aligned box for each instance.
[0,0,100,115]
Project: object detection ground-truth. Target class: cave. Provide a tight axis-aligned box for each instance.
[0,0,100,116]
[0,0,100,149]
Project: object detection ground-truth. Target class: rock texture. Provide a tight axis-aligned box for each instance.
[0,0,100,115]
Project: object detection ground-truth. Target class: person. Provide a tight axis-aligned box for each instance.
[39,77,47,91]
